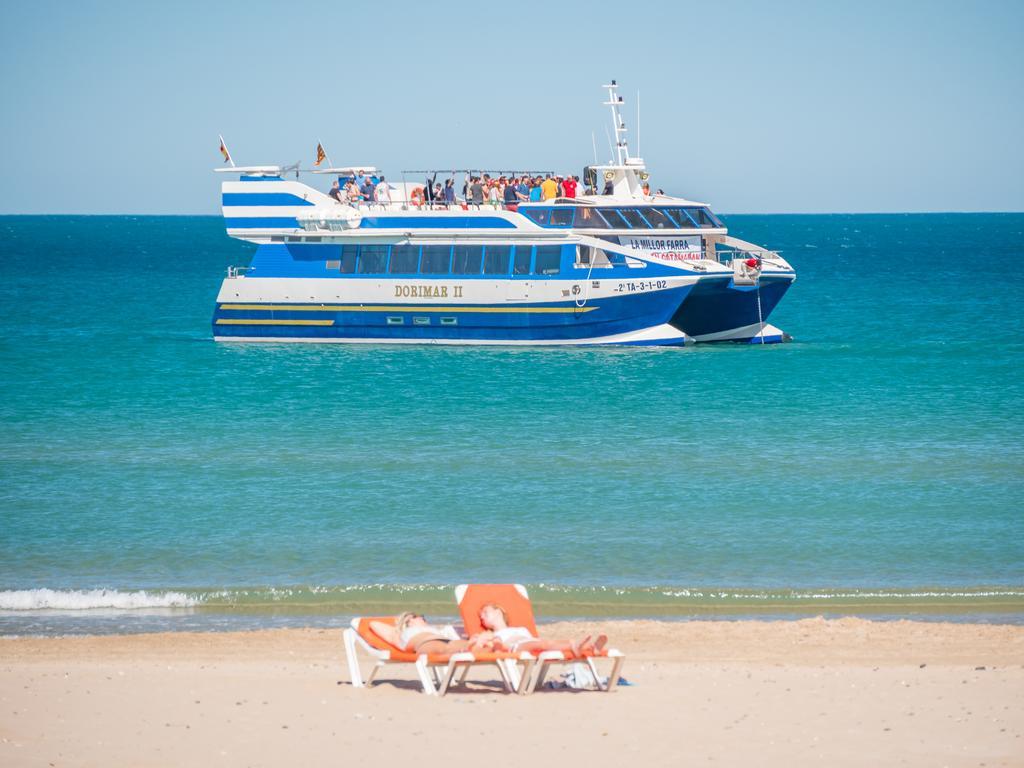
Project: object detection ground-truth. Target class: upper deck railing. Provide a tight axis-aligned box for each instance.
[303,199,725,231]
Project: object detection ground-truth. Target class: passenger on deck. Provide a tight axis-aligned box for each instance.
[360,177,376,203]
[562,175,578,199]
[516,177,529,203]
[469,176,484,207]
[424,173,438,204]
[328,180,343,203]
[602,176,615,195]
[540,175,558,201]
[344,179,361,202]
[375,176,391,205]
[503,178,519,207]
[529,178,543,202]
[444,178,456,205]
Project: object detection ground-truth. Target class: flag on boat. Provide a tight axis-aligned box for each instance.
[219,136,232,165]
[314,142,327,167]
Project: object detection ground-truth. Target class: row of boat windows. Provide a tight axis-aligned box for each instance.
[327,244,565,276]
[520,206,721,230]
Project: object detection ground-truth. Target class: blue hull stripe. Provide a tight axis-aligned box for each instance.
[224,217,300,229]
[222,193,315,207]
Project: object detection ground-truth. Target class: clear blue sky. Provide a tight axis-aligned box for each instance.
[1,0,1021,213]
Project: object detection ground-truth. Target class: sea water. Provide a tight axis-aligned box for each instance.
[0,214,1022,634]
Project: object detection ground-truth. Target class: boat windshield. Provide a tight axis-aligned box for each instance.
[520,206,722,230]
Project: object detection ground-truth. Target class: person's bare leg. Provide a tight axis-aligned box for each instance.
[414,638,472,654]
[514,637,588,655]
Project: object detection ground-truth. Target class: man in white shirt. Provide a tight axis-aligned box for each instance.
[375,176,391,207]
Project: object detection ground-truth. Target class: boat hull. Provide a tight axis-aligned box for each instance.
[212,281,695,347]
[669,274,794,342]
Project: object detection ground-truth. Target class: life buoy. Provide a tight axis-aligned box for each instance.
[410,186,424,207]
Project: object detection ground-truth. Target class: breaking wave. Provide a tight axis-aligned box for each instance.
[0,589,199,611]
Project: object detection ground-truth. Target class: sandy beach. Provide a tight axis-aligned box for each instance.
[1,618,1022,767]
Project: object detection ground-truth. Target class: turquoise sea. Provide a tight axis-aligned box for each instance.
[1,213,1022,634]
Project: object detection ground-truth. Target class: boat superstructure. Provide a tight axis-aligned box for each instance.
[212,82,795,346]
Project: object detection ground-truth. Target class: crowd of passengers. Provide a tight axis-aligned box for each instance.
[327,172,663,209]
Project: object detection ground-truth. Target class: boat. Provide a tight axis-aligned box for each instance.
[212,82,795,346]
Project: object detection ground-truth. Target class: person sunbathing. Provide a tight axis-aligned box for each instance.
[477,603,607,656]
[370,612,495,655]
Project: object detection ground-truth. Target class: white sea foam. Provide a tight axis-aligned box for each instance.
[0,589,199,611]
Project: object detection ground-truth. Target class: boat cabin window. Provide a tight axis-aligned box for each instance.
[452,245,483,274]
[639,208,674,229]
[420,245,452,274]
[576,246,612,268]
[573,207,608,229]
[688,207,719,228]
[340,245,358,274]
[390,245,420,273]
[599,209,629,228]
[618,208,649,228]
[357,245,388,274]
[512,246,532,275]
[663,208,696,227]
[522,209,550,226]
[533,246,562,275]
[548,208,575,227]
[483,245,511,275]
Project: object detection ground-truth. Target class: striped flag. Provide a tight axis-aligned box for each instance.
[314,142,327,167]
[219,137,231,164]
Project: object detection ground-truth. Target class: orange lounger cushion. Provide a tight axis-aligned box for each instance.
[458,583,539,637]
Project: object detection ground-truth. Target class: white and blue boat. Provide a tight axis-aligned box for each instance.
[212,82,795,346]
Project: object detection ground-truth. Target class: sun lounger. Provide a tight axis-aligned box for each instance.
[342,615,535,696]
[455,583,626,694]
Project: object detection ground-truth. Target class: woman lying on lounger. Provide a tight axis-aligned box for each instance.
[371,612,495,655]
[477,603,607,656]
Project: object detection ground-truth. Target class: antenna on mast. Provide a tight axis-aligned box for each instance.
[591,131,598,164]
[636,90,641,158]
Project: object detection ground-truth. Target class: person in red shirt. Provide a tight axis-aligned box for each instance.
[562,175,578,198]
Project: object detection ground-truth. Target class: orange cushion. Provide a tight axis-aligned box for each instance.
[458,584,539,637]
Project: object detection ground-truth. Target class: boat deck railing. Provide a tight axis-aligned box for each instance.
[325,199,553,213]
[713,247,783,263]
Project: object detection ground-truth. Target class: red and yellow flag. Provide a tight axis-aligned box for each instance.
[314,142,327,167]
[219,139,231,164]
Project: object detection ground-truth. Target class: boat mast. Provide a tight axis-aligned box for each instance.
[603,80,630,165]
